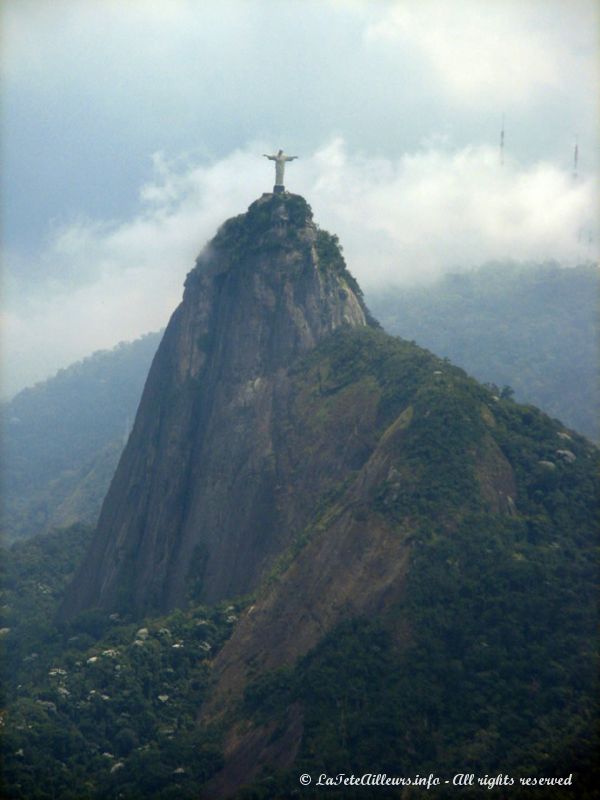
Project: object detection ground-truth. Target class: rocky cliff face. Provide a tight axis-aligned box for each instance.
[59,193,373,619]
[54,192,599,798]
[195,326,597,798]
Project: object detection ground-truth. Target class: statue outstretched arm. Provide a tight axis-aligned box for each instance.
[263,154,276,161]
[285,156,298,161]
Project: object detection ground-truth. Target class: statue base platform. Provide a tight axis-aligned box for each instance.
[273,185,285,194]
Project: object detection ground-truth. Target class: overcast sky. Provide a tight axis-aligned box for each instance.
[1,0,598,398]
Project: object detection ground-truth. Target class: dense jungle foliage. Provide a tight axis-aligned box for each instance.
[1,328,597,799]
[235,327,599,799]
[0,525,237,799]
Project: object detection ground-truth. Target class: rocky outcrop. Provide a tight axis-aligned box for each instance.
[59,193,373,619]
[194,334,598,799]
[55,191,599,799]
[195,331,528,798]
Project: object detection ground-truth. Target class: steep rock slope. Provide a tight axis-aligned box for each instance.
[60,193,372,619]
[197,328,598,798]
[9,192,596,799]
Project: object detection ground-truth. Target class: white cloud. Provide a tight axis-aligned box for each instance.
[297,139,597,285]
[364,0,594,108]
[2,138,597,398]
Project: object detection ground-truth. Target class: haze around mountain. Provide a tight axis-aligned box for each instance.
[2,0,598,398]
[2,192,598,798]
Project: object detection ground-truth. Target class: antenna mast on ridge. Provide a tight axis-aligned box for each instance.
[500,114,505,166]
[572,137,579,180]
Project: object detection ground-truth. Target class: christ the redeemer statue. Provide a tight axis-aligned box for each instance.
[263,150,298,193]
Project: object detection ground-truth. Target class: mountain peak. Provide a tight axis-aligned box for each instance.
[199,193,315,271]
[60,197,374,619]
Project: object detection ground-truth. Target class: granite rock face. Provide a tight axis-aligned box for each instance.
[55,192,599,800]
[59,193,372,619]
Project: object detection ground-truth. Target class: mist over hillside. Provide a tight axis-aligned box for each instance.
[2,262,597,545]
[1,201,598,795]
[369,261,599,442]
[1,185,597,798]
[1,332,161,541]
[2,3,598,797]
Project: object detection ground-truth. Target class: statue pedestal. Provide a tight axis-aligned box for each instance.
[273,185,285,194]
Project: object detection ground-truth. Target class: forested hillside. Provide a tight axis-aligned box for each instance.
[1,333,161,541]
[1,326,598,799]
[1,191,597,795]
[0,524,233,799]
[2,263,597,545]
[369,262,598,442]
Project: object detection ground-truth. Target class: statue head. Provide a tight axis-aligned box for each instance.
[278,149,283,155]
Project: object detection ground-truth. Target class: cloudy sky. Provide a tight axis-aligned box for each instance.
[1,0,598,398]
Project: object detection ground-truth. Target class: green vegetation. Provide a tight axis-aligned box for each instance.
[315,229,363,300]
[1,327,598,799]
[235,328,600,798]
[369,262,599,442]
[5,261,595,554]
[2,332,161,542]
[0,525,237,799]
[202,193,314,265]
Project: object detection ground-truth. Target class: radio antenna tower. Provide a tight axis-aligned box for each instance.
[499,114,505,166]
[572,137,579,180]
